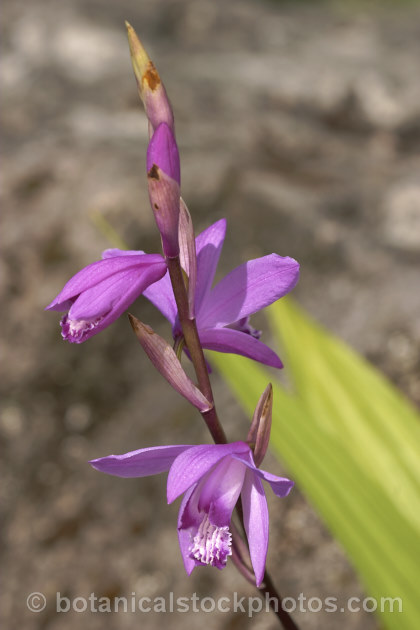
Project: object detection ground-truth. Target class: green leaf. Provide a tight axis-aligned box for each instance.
[210,298,420,629]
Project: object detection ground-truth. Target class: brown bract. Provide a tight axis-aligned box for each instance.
[143,63,161,92]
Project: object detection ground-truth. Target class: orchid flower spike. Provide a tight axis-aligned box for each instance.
[90,440,293,585]
[143,218,300,368]
[46,251,167,343]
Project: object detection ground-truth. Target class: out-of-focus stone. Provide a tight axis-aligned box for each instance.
[383,181,420,250]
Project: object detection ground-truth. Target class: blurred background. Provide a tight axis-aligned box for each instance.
[1,0,420,628]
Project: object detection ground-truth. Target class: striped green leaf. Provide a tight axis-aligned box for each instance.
[210,298,420,629]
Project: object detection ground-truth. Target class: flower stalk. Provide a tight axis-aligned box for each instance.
[166,254,227,445]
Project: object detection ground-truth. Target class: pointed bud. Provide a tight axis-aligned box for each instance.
[178,198,197,318]
[246,384,273,467]
[128,314,212,413]
[125,21,174,134]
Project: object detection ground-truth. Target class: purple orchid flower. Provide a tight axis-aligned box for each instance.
[90,441,293,585]
[143,218,300,368]
[46,252,167,343]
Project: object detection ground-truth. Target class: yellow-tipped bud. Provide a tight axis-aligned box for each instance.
[125,21,159,98]
[125,21,174,135]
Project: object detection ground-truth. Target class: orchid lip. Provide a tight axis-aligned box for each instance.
[60,313,107,343]
[189,514,232,569]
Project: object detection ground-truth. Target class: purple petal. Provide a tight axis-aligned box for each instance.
[241,469,269,587]
[167,441,249,504]
[102,249,145,258]
[198,456,246,527]
[199,327,283,368]
[233,452,294,498]
[252,468,294,498]
[46,254,164,312]
[68,262,164,320]
[147,122,180,185]
[177,485,200,575]
[62,260,167,344]
[197,254,299,329]
[195,219,227,313]
[229,316,261,339]
[142,270,177,325]
[90,445,191,478]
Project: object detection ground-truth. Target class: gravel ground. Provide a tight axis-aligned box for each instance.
[1,1,420,629]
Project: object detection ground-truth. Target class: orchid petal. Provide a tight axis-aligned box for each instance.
[199,327,283,368]
[195,219,227,313]
[253,468,295,498]
[177,485,200,575]
[68,262,165,320]
[198,456,246,527]
[241,469,269,587]
[142,270,177,325]
[89,445,191,478]
[101,248,179,327]
[197,254,299,329]
[233,452,294,498]
[46,254,164,312]
[102,249,145,258]
[167,441,249,504]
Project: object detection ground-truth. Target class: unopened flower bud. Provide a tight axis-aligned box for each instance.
[247,384,273,467]
[125,21,174,135]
